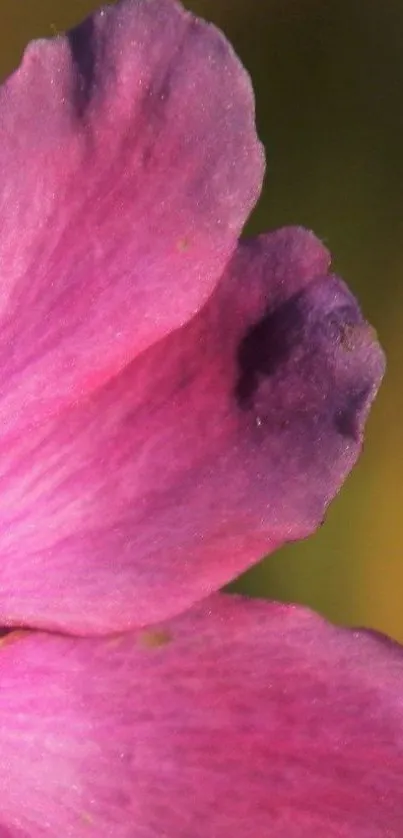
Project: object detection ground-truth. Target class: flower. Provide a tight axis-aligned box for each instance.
[0,594,403,836]
[0,0,384,635]
[0,2,398,835]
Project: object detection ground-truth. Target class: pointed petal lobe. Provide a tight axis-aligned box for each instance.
[0,228,384,633]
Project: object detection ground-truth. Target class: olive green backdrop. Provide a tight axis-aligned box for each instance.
[3,1,402,639]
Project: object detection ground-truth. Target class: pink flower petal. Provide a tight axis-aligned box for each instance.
[0,594,402,836]
[0,0,264,438]
[0,228,384,633]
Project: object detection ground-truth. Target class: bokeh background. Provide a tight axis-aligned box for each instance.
[2,0,402,639]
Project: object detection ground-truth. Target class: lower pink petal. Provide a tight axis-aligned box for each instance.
[0,228,384,633]
[0,593,402,836]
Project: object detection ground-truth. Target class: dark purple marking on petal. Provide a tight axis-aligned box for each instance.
[67,17,96,114]
[334,384,374,440]
[235,291,307,406]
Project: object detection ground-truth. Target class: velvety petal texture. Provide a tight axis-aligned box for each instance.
[0,0,264,438]
[0,227,384,633]
[0,594,402,837]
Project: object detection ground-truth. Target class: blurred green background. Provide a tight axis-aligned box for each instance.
[2,1,402,639]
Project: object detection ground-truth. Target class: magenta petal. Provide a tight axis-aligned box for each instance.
[0,228,384,633]
[0,594,402,836]
[0,0,264,437]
